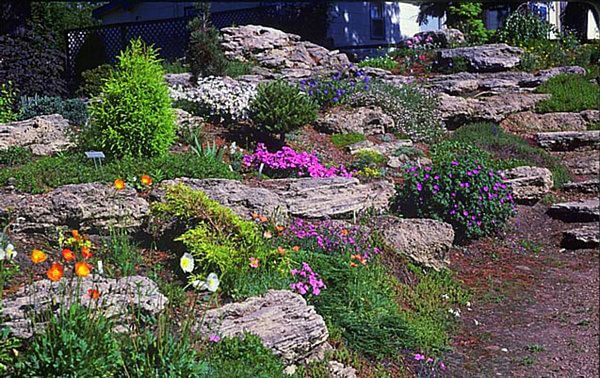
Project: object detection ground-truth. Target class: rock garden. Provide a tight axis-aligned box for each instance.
[0,5,598,378]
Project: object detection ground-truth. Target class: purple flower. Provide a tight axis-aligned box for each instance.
[451,161,459,166]
[209,334,221,343]
[414,353,425,361]
[416,182,423,192]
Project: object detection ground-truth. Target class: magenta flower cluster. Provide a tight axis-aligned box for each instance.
[290,262,325,296]
[414,353,446,376]
[243,143,353,178]
[283,218,380,261]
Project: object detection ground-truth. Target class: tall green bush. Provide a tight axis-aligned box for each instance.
[496,7,555,47]
[447,2,491,45]
[187,5,228,79]
[88,38,176,158]
[250,80,319,140]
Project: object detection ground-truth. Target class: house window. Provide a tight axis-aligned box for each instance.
[370,2,385,40]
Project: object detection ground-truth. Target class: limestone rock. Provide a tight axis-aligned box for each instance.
[435,44,523,72]
[562,226,600,249]
[499,166,553,202]
[413,28,465,47]
[0,114,73,155]
[328,361,358,378]
[547,199,600,222]
[560,152,600,176]
[197,290,328,365]
[372,215,454,270]
[501,111,595,134]
[438,92,550,127]
[0,183,150,235]
[2,275,167,339]
[164,73,193,88]
[174,108,204,139]
[562,180,599,194]
[536,131,600,151]
[349,139,413,157]
[315,106,393,135]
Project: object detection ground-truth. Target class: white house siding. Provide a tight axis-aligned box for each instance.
[327,2,402,47]
[589,9,600,39]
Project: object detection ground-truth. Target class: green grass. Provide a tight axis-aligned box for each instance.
[331,133,366,148]
[100,228,142,277]
[449,122,572,187]
[535,74,600,113]
[0,152,238,194]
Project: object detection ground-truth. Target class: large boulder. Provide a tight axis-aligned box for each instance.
[220,25,349,71]
[0,114,73,155]
[501,111,598,134]
[315,106,393,135]
[372,215,454,270]
[536,131,600,151]
[499,166,553,202]
[547,199,600,222]
[562,180,599,194]
[0,183,150,235]
[562,226,600,249]
[173,108,204,140]
[413,28,465,47]
[435,43,523,72]
[156,177,393,220]
[2,275,167,339]
[197,290,329,365]
[438,92,550,128]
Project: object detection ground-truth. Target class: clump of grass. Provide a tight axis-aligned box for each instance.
[587,122,600,131]
[535,74,600,113]
[449,122,571,187]
[331,133,366,148]
[101,228,142,277]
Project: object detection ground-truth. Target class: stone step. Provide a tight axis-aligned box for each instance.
[536,131,600,151]
[562,180,600,194]
[547,199,600,222]
[562,225,600,250]
[499,166,553,203]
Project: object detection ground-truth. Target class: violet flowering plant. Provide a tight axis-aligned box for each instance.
[280,219,380,263]
[414,353,447,378]
[290,262,326,296]
[396,141,516,241]
[299,64,370,108]
[243,143,353,179]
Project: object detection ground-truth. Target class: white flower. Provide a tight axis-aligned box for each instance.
[0,246,5,261]
[441,293,449,300]
[4,244,16,260]
[206,273,220,292]
[97,260,104,275]
[180,253,195,273]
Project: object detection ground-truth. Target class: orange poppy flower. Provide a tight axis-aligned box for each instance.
[351,254,367,266]
[275,225,285,233]
[251,212,259,219]
[350,262,358,268]
[47,262,64,282]
[31,249,48,264]
[277,246,286,256]
[292,245,300,252]
[87,288,101,300]
[62,248,76,262]
[259,215,268,223]
[114,178,126,190]
[71,229,81,241]
[81,246,93,259]
[340,229,349,237]
[140,174,153,186]
[75,262,92,277]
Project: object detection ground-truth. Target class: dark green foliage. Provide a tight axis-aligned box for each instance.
[535,74,600,113]
[396,141,516,240]
[448,122,571,187]
[0,28,66,97]
[0,82,18,123]
[0,147,33,167]
[15,304,122,377]
[203,334,286,378]
[88,39,176,158]
[19,96,88,126]
[224,60,254,78]
[76,64,114,98]
[31,2,100,50]
[187,7,228,78]
[331,133,366,148]
[447,2,491,45]
[496,8,555,47]
[0,152,238,194]
[0,328,20,375]
[250,80,319,138]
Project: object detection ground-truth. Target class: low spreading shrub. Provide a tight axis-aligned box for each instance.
[76,64,114,98]
[88,38,176,158]
[243,143,353,178]
[224,60,254,77]
[358,55,398,70]
[300,68,370,108]
[0,82,18,123]
[331,133,366,148]
[535,74,600,113]
[496,7,555,47]
[349,80,444,143]
[395,141,516,240]
[170,77,257,124]
[250,80,318,140]
[449,122,571,187]
[350,149,387,178]
[0,152,237,194]
[0,147,33,167]
[19,96,88,126]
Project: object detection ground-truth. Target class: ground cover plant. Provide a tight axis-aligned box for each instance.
[535,73,600,113]
[330,133,366,148]
[449,122,572,187]
[19,95,88,126]
[358,55,398,70]
[300,67,370,109]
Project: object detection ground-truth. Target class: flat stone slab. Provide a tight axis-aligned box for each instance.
[0,114,73,155]
[197,290,329,365]
[372,215,454,270]
[536,131,600,151]
[435,43,523,72]
[562,180,600,194]
[500,166,553,203]
[2,275,167,339]
[501,110,598,134]
[315,106,393,135]
[547,199,600,222]
[562,226,600,250]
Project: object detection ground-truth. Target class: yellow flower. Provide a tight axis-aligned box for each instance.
[31,249,48,264]
[113,178,126,190]
[74,262,92,277]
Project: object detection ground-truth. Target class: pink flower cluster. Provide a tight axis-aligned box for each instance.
[243,143,353,178]
[290,262,325,296]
